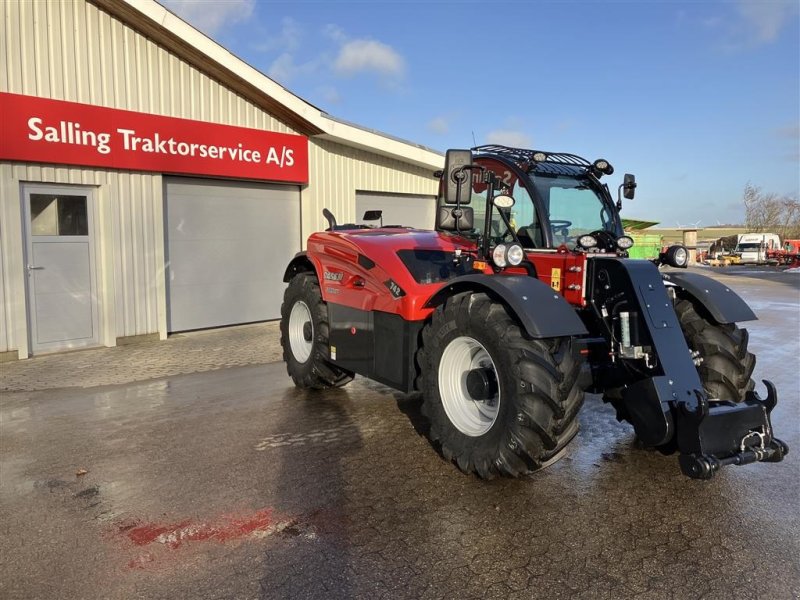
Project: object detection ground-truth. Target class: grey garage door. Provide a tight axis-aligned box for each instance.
[355,192,436,230]
[165,177,300,332]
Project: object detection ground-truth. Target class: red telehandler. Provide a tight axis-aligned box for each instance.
[280,146,788,480]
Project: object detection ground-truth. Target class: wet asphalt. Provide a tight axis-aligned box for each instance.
[1,267,798,600]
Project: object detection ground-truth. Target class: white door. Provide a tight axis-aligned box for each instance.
[22,185,100,354]
[355,192,437,230]
[165,177,301,332]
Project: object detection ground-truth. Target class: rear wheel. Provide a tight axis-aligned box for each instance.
[416,291,585,478]
[674,296,755,401]
[280,273,354,389]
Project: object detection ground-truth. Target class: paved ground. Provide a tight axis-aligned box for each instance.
[0,322,283,392]
[1,267,798,599]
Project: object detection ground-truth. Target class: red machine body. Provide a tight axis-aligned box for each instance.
[305,228,592,322]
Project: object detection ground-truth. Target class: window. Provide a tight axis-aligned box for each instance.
[532,175,615,249]
[30,194,88,236]
[469,159,541,245]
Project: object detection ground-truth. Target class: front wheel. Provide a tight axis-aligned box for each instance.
[416,291,585,478]
[280,273,354,389]
[675,297,755,401]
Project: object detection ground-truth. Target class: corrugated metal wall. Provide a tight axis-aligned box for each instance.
[305,139,438,234]
[0,162,166,353]
[0,0,299,132]
[0,0,439,356]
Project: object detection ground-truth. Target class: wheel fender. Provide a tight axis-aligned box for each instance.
[662,271,757,324]
[424,274,588,339]
[283,252,317,282]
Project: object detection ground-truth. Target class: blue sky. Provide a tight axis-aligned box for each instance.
[163,0,799,226]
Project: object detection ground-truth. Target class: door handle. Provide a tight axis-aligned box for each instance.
[27,265,44,271]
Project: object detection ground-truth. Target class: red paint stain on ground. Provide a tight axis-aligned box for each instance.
[123,508,279,550]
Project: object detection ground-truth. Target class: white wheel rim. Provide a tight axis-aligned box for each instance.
[438,336,500,437]
[288,301,313,363]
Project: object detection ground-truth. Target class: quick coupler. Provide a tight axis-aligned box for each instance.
[676,380,789,480]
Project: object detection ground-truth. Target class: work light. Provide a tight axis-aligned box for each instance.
[616,236,634,250]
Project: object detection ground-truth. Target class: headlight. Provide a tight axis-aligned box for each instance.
[616,235,634,250]
[578,234,598,249]
[506,244,524,266]
[663,244,689,268]
[492,244,508,267]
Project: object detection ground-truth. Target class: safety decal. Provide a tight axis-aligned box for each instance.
[550,268,561,291]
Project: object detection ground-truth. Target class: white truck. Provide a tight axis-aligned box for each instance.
[735,232,781,264]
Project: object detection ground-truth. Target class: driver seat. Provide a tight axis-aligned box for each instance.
[517,226,543,248]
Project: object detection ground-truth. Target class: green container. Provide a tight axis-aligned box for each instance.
[626,233,662,259]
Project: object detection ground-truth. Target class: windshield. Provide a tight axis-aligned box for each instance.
[440,158,617,249]
[532,174,616,249]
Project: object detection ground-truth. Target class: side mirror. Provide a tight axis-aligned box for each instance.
[623,174,636,200]
[443,149,473,205]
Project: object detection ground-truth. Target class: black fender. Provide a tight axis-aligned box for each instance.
[662,271,757,324]
[424,274,588,339]
[283,252,316,282]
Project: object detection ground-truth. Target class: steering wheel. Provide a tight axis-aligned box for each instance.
[549,219,573,231]
[549,219,574,246]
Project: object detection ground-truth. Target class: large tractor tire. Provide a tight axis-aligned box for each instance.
[416,291,585,479]
[674,296,756,402]
[280,273,354,389]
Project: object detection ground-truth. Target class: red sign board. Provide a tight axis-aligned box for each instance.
[0,93,309,183]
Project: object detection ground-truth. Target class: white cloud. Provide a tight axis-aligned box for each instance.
[162,0,255,35]
[427,117,450,135]
[253,17,302,54]
[268,53,295,83]
[736,0,799,44]
[334,39,405,78]
[485,129,532,148]
[267,53,322,84]
[323,24,348,45]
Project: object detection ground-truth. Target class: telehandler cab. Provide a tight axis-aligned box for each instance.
[280,145,788,480]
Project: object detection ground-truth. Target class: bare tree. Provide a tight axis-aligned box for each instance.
[743,183,800,238]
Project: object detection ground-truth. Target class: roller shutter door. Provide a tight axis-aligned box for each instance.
[165,177,300,332]
[355,192,436,230]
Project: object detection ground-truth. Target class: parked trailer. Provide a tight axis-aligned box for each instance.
[734,233,781,265]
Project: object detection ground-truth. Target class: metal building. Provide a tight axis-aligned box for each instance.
[0,0,443,360]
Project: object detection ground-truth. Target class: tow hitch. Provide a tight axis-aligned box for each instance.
[677,380,789,480]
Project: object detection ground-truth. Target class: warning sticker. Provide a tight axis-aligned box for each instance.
[550,268,561,291]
